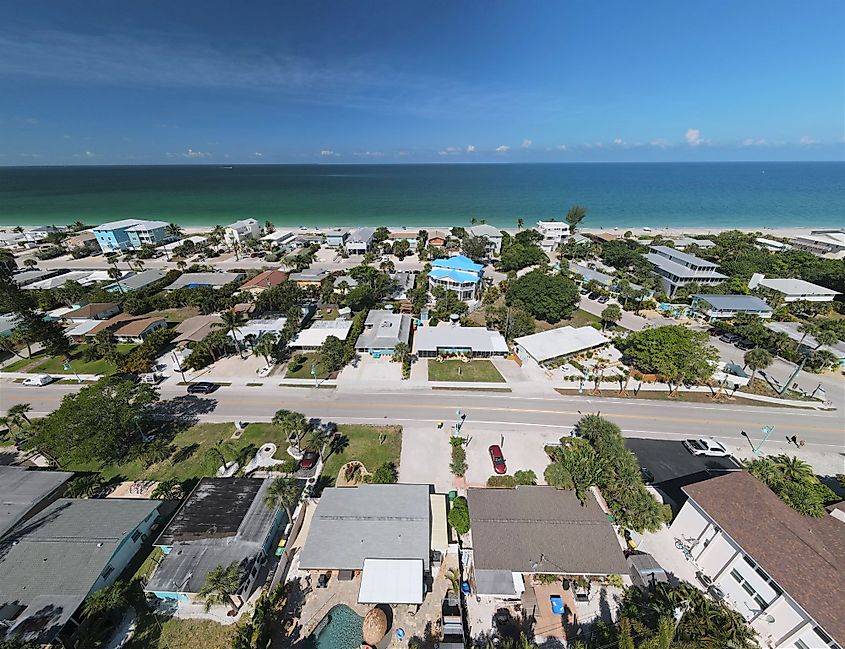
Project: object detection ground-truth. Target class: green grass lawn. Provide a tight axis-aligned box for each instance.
[125,616,234,649]
[321,424,402,485]
[318,306,340,321]
[2,352,48,372]
[534,308,601,332]
[64,421,401,486]
[285,352,337,379]
[27,344,136,375]
[428,359,506,382]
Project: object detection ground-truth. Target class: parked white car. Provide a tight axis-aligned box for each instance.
[23,374,55,387]
[683,438,730,457]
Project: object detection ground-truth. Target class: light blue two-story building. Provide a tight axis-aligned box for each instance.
[93,219,171,253]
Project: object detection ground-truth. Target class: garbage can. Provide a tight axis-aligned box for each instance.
[448,490,458,502]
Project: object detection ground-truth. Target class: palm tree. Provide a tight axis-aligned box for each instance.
[142,439,174,467]
[264,220,275,234]
[198,562,242,611]
[393,341,410,364]
[253,334,277,366]
[82,580,131,619]
[565,205,588,233]
[516,217,524,230]
[813,328,838,350]
[7,403,32,425]
[204,441,234,474]
[0,248,16,271]
[772,454,816,484]
[272,409,309,448]
[176,260,188,272]
[165,222,184,239]
[151,478,183,500]
[65,474,105,498]
[213,309,246,355]
[22,258,37,269]
[743,347,772,386]
[264,474,300,523]
[307,427,334,457]
[796,322,819,350]
[106,266,125,293]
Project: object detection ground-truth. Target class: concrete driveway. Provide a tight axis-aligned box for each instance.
[399,423,454,492]
[462,427,565,487]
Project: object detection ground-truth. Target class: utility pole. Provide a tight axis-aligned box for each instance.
[63,357,82,384]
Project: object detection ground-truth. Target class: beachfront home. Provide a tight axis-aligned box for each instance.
[536,220,570,252]
[126,220,170,249]
[645,245,726,297]
[345,227,376,255]
[669,237,716,250]
[11,269,65,287]
[567,262,647,296]
[789,229,845,259]
[299,484,447,605]
[146,478,298,607]
[64,230,99,253]
[260,230,298,251]
[164,271,244,291]
[324,228,349,248]
[0,498,161,646]
[466,487,628,600]
[670,471,845,649]
[228,316,288,345]
[93,219,168,253]
[691,294,774,321]
[105,268,168,293]
[428,255,484,301]
[223,218,261,247]
[23,269,124,290]
[467,224,504,256]
[355,309,412,357]
[755,237,791,253]
[388,229,420,249]
[514,326,610,367]
[414,324,508,358]
[427,230,449,247]
[748,274,839,303]
[290,320,353,351]
[239,269,288,296]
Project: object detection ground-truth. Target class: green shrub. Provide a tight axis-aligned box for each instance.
[514,469,537,485]
[486,475,517,488]
[450,445,467,477]
[447,496,470,534]
[536,574,559,585]
[371,462,398,484]
[544,462,574,489]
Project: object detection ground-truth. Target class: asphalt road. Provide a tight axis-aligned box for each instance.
[2,382,843,452]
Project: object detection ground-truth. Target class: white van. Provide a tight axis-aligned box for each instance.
[23,374,54,387]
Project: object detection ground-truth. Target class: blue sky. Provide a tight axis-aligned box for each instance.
[1,0,843,164]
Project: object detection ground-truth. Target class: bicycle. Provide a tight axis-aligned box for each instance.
[674,536,699,561]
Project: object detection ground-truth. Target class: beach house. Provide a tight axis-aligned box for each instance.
[536,220,570,252]
[324,228,349,248]
[355,309,412,356]
[467,224,504,256]
[164,272,245,291]
[92,219,152,253]
[414,324,508,358]
[748,274,839,303]
[691,294,774,321]
[427,254,485,301]
[513,326,610,367]
[223,218,261,247]
[126,220,170,249]
[645,245,726,297]
[345,227,376,255]
[789,229,845,259]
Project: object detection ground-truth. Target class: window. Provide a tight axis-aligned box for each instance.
[730,569,743,583]
[101,564,114,580]
[131,530,142,543]
[741,581,756,597]
[794,641,810,649]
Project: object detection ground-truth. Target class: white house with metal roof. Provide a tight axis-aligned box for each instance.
[514,326,610,366]
[290,319,353,351]
[691,294,774,321]
[414,324,508,358]
[749,274,840,303]
[467,224,504,256]
[345,227,376,255]
[645,245,726,297]
[223,218,260,247]
[355,309,412,356]
[428,255,485,301]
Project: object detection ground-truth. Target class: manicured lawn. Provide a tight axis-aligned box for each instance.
[125,616,234,649]
[2,352,47,372]
[318,306,339,321]
[428,359,506,382]
[534,308,601,332]
[321,424,402,486]
[27,344,137,376]
[285,352,337,379]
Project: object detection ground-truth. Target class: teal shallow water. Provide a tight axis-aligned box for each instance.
[0,162,842,228]
[304,604,363,649]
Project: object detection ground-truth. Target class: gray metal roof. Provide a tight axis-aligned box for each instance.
[758,277,839,297]
[355,310,412,351]
[347,227,376,243]
[475,569,517,597]
[649,245,719,268]
[692,294,772,311]
[467,487,628,576]
[164,272,244,290]
[0,498,160,644]
[0,467,73,539]
[645,252,727,280]
[299,484,431,571]
[12,270,63,287]
[105,269,167,292]
[468,224,503,238]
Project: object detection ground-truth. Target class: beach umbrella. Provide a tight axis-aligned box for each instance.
[362,607,388,645]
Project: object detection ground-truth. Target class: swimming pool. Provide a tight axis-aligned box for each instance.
[306,604,364,649]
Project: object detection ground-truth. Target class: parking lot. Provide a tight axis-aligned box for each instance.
[462,427,565,487]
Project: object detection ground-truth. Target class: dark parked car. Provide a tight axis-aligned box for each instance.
[588,292,601,300]
[736,339,754,350]
[707,328,721,336]
[298,451,319,471]
[597,295,610,304]
[640,467,655,484]
[488,444,507,474]
[187,382,218,394]
[579,287,590,295]
[719,334,739,343]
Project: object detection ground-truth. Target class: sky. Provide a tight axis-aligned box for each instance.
[1,0,843,165]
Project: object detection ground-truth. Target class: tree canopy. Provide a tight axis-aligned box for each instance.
[506,270,579,323]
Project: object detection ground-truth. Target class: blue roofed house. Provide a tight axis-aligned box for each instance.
[428,255,485,302]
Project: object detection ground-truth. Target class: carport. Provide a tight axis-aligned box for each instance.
[625,438,740,512]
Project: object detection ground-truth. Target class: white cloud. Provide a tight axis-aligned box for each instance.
[521,138,532,149]
[254,151,264,157]
[184,148,210,158]
[19,153,41,158]
[320,149,339,157]
[495,145,510,153]
[23,117,38,124]
[72,150,96,158]
[612,138,624,145]
[466,144,476,153]
[685,128,703,146]
[742,138,767,146]
[557,144,568,151]
[62,134,72,140]
[650,139,669,149]
[354,151,384,157]
[799,136,818,145]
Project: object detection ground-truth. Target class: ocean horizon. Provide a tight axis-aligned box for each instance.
[1,161,843,229]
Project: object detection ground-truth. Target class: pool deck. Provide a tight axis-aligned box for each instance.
[286,551,458,648]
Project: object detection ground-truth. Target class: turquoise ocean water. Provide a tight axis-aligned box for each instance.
[0,162,842,229]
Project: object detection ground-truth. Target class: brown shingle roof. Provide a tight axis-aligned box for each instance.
[683,471,845,646]
[239,269,288,290]
[63,303,119,319]
[86,313,136,336]
[467,486,628,575]
[113,317,165,338]
[173,314,224,343]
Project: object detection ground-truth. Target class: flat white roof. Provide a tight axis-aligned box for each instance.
[514,326,609,362]
[65,319,101,336]
[358,558,423,605]
[260,230,296,242]
[759,277,839,297]
[93,219,146,231]
[162,235,207,251]
[414,325,508,354]
[291,320,353,347]
[126,220,168,231]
